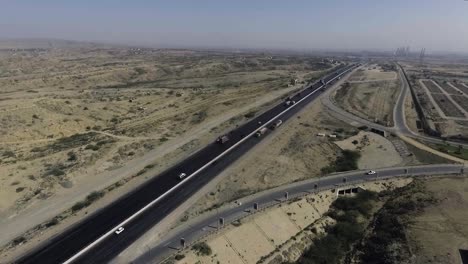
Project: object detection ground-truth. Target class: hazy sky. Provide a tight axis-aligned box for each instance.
[1,0,468,52]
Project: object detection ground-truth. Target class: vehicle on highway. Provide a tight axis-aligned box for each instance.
[115,226,124,235]
[234,200,242,206]
[366,170,377,175]
[255,127,268,137]
[284,100,292,106]
[178,172,187,180]
[216,135,229,144]
[270,119,283,129]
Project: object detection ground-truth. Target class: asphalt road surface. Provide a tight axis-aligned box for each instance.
[16,64,356,264]
[322,63,468,148]
[134,164,464,264]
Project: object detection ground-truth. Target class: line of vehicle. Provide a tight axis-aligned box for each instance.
[62,65,355,264]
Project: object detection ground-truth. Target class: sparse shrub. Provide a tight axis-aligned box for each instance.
[144,164,155,169]
[86,191,105,203]
[71,201,88,212]
[85,144,100,151]
[136,169,147,176]
[47,167,65,177]
[110,117,119,123]
[191,110,208,124]
[16,187,25,192]
[67,151,77,161]
[352,140,359,145]
[12,236,26,246]
[174,254,185,260]
[44,218,59,228]
[244,111,256,118]
[2,150,15,158]
[192,242,212,256]
[32,114,39,119]
[321,150,361,174]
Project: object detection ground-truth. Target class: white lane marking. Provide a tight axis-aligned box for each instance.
[62,66,355,264]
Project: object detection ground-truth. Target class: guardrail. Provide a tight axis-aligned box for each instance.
[155,165,465,263]
[63,65,356,264]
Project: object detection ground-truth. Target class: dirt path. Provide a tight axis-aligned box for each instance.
[398,134,467,165]
[0,82,304,250]
[419,79,468,121]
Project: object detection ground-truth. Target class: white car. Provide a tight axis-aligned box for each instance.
[234,200,242,206]
[115,226,125,235]
[179,173,187,180]
[366,170,377,175]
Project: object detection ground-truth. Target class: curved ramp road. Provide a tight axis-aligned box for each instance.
[134,164,465,264]
[17,64,356,264]
[322,63,468,148]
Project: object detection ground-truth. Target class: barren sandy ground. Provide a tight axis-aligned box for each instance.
[175,98,357,224]
[335,131,403,169]
[172,178,412,264]
[401,61,468,138]
[334,65,400,127]
[0,46,336,255]
[404,89,421,133]
[407,177,468,264]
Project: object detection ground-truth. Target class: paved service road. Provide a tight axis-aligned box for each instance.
[133,164,465,264]
[321,63,468,148]
[17,64,357,264]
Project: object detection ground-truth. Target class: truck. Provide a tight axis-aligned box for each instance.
[320,79,325,85]
[255,127,268,137]
[270,119,283,129]
[216,135,229,144]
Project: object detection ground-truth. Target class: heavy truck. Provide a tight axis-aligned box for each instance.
[270,119,283,129]
[255,127,268,137]
[216,135,229,144]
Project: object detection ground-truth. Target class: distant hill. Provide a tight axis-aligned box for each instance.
[0,38,117,50]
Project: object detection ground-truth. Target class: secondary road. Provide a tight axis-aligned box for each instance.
[17,64,356,264]
[134,163,465,263]
[321,63,468,148]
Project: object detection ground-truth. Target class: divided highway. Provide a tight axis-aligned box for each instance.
[17,64,356,264]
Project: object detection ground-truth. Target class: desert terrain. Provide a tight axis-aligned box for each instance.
[172,93,406,224]
[165,178,413,264]
[333,63,400,127]
[0,42,340,253]
[407,177,468,264]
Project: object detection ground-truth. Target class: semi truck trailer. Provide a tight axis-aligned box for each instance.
[255,127,268,137]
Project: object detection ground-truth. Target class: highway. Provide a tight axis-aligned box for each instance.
[16,64,356,264]
[134,164,464,263]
